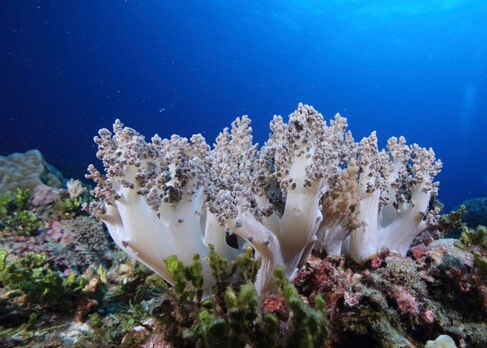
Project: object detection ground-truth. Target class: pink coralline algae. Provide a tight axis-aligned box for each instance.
[392,287,420,315]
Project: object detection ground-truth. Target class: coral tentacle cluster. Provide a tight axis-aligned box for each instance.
[87,103,441,294]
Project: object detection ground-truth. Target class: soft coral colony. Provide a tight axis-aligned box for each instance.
[87,103,442,294]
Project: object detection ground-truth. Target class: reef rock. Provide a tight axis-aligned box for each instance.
[0,149,63,194]
[458,197,487,229]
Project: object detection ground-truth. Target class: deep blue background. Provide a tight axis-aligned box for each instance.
[1,1,486,211]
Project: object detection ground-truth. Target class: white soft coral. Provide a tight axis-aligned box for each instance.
[87,121,238,292]
[88,104,442,296]
[340,133,442,263]
[209,104,337,293]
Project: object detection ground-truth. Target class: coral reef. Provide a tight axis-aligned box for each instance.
[0,102,485,347]
[291,237,487,347]
[148,247,329,348]
[0,187,111,273]
[0,179,113,347]
[0,175,486,347]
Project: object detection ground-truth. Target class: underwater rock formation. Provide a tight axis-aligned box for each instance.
[0,149,63,195]
[458,197,487,229]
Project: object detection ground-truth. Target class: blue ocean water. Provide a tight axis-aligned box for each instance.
[0,1,486,211]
